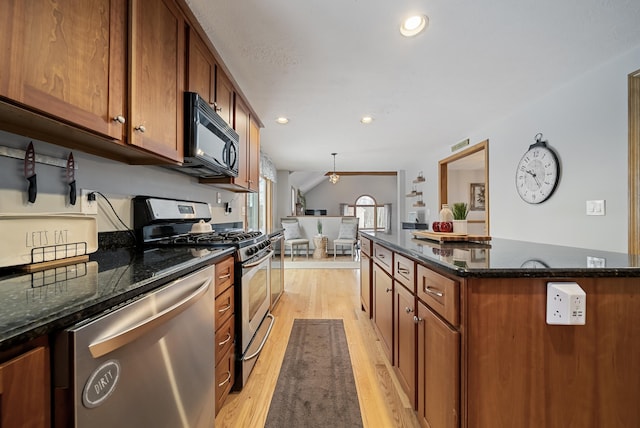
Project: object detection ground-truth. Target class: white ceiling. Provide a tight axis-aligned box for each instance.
[185,0,640,174]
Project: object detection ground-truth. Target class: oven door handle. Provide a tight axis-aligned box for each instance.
[88,274,212,358]
[242,250,274,269]
[242,314,275,362]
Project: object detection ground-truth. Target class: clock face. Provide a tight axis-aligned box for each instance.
[520,259,550,269]
[515,143,560,204]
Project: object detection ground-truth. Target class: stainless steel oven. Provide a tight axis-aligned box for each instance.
[237,249,274,387]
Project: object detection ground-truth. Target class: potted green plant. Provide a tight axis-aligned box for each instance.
[451,202,469,234]
[317,219,323,236]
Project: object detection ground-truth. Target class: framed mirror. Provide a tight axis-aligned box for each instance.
[439,140,489,236]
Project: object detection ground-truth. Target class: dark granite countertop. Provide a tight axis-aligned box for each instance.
[362,231,640,278]
[0,246,235,351]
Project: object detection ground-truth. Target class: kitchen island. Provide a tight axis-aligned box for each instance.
[361,230,640,428]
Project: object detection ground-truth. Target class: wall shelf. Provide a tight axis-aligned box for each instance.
[408,173,425,207]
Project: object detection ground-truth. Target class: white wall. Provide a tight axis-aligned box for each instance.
[0,130,244,232]
[406,44,640,253]
[281,174,399,231]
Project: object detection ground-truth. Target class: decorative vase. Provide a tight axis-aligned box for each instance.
[453,219,468,234]
[440,204,454,222]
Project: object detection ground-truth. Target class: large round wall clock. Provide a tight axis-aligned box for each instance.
[515,133,560,204]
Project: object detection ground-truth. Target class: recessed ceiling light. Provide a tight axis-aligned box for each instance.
[275,117,289,124]
[361,116,373,124]
[400,14,428,37]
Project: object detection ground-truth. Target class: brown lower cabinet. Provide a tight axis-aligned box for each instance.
[214,256,235,415]
[360,252,372,316]
[215,345,235,413]
[372,263,394,362]
[0,340,50,428]
[394,282,417,408]
[417,300,460,428]
[368,238,640,427]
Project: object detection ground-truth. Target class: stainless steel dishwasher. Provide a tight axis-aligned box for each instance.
[54,265,216,428]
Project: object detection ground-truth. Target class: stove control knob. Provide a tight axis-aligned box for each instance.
[247,247,256,256]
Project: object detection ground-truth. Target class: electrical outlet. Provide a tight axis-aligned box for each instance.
[546,282,586,325]
[80,189,98,215]
[586,200,605,216]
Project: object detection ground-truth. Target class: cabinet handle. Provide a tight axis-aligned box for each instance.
[112,115,125,124]
[218,273,231,280]
[385,287,392,293]
[134,125,146,133]
[218,304,232,313]
[413,315,423,324]
[378,253,385,259]
[218,333,232,346]
[397,267,410,274]
[218,371,232,387]
[424,286,444,298]
[405,307,414,314]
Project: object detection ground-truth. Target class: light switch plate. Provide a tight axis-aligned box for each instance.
[586,200,605,216]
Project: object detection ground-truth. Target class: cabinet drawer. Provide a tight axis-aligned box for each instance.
[373,243,393,274]
[394,253,416,293]
[417,265,459,326]
[215,315,235,366]
[214,345,235,415]
[215,284,234,328]
[360,235,372,256]
[215,256,234,297]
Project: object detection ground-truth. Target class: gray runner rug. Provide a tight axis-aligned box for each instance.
[264,319,364,428]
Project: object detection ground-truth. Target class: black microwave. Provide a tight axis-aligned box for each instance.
[171,92,239,178]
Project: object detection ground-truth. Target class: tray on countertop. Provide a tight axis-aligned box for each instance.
[412,230,492,243]
[0,213,97,268]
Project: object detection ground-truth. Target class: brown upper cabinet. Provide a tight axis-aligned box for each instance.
[247,116,260,192]
[0,0,126,141]
[129,0,185,162]
[186,27,234,126]
[0,0,186,164]
[0,0,259,172]
[187,28,216,105]
[215,66,234,127]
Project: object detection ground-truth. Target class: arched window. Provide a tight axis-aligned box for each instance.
[343,195,388,232]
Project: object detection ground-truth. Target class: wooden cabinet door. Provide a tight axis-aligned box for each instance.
[360,253,372,316]
[0,346,50,428]
[129,0,184,162]
[234,96,250,188]
[187,28,215,104]
[373,263,393,362]
[248,116,260,192]
[215,67,234,126]
[0,0,126,140]
[395,283,416,408]
[417,301,460,428]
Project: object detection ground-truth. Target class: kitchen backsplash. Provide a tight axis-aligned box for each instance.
[0,130,244,232]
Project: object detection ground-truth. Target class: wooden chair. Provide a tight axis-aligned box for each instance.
[281,218,309,261]
[333,217,359,260]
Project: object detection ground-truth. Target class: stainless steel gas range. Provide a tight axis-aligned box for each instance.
[133,196,274,390]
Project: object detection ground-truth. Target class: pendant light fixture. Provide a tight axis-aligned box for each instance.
[329,152,340,184]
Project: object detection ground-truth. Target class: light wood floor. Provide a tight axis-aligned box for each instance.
[214,268,420,428]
